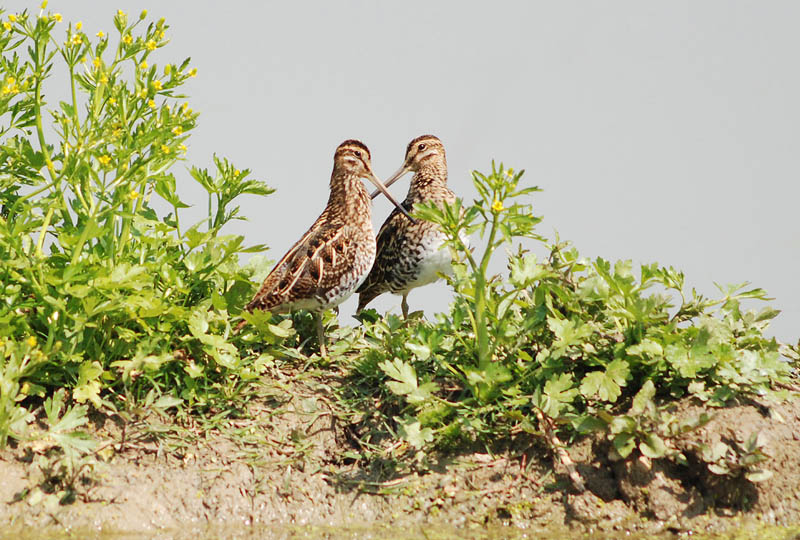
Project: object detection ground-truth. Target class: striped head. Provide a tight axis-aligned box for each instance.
[404,135,446,170]
[333,139,373,178]
[331,139,414,221]
[376,135,447,196]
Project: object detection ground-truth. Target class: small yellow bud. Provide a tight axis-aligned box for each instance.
[160,144,170,153]
[26,336,37,348]
[234,169,241,176]
[93,57,101,68]
[188,68,197,78]
[117,10,126,18]
[148,99,156,108]
[137,89,147,98]
[491,199,504,213]
[53,13,62,22]
[2,22,11,31]
[40,0,48,8]
[98,155,112,166]
[123,34,133,45]
[139,9,148,19]
[164,64,171,75]
[152,80,162,90]
[8,14,17,23]
[171,126,183,135]
[96,31,105,38]
[128,190,139,200]
[75,21,82,30]
[140,61,147,70]
[99,74,108,85]
[109,97,117,105]
[505,168,514,177]
[71,34,82,45]
[178,144,187,153]
[145,39,156,51]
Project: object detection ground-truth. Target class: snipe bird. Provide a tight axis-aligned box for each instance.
[240,140,412,355]
[356,135,457,318]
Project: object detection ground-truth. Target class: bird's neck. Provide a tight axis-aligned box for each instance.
[327,171,371,222]
[408,161,450,203]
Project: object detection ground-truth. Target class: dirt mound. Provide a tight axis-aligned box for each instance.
[1,383,799,537]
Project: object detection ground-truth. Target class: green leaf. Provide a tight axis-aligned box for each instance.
[396,417,434,450]
[640,433,667,459]
[631,380,656,415]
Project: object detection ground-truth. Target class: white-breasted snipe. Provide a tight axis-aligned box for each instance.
[356,135,457,318]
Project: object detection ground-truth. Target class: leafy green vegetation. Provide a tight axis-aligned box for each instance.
[1,8,798,501]
[0,7,283,450]
[340,163,798,471]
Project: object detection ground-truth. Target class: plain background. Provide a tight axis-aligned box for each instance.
[6,1,798,344]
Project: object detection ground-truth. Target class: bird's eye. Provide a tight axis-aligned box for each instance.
[355,151,362,158]
[418,144,426,151]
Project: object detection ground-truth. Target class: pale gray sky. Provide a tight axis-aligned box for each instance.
[9,1,799,343]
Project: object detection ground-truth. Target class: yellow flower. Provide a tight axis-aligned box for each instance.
[117,10,126,18]
[123,34,132,45]
[234,169,240,176]
[137,89,147,98]
[148,99,156,108]
[181,102,188,112]
[171,126,182,135]
[145,39,156,51]
[491,199,504,213]
[152,80,162,90]
[2,22,11,31]
[71,34,82,45]
[178,144,187,153]
[8,14,17,23]
[158,31,165,40]
[160,144,170,153]
[53,13,62,22]
[128,190,139,200]
[188,68,197,78]
[96,31,105,38]
[98,154,111,166]
[505,168,514,177]
[140,61,148,70]
[99,74,108,84]
[75,21,82,30]
[93,57,101,68]
[108,97,117,105]
[26,336,37,347]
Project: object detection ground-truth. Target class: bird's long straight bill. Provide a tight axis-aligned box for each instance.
[367,172,415,222]
[370,165,408,199]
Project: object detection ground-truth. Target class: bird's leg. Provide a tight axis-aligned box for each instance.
[314,311,327,357]
[401,294,409,319]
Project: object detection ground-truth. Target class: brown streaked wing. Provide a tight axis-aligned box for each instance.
[247,219,356,311]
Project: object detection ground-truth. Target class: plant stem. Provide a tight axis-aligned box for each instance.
[35,207,54,257]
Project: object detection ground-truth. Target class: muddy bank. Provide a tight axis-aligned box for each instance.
[1,379,799,538]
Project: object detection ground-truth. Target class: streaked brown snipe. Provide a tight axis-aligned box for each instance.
[356,135,457,318]
[239,139,411,355]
